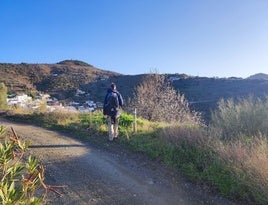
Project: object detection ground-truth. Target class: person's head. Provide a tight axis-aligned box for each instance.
[111,83,116,90]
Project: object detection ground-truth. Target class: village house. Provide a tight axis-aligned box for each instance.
[7,93,98,113]
[75,89,86,96]
[7,94,32,108]
[168,76,181,82]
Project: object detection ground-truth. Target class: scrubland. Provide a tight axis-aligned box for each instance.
[2,95,268,204]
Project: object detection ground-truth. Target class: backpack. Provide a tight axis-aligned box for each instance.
[104,92,119,116]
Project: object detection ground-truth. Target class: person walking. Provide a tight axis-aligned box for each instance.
[103,83,123,141]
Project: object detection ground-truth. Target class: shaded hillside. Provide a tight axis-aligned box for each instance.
[0,60,120,99]
[83,74,268,120]
[172,77,268,101]
[81,74,146,104]
[248,73,268,80]
[88,73,268,119]
[82,73,191,103]
[172,77,268,119]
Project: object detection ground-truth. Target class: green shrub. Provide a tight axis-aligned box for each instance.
[0,83,7,110]
[80,111,106,132]
[211,96,268,141]
[119,113,133,127]
[215,135,268,203]
[0,126,61,204]
[208,96,268,203]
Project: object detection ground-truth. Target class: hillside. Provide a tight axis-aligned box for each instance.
[81,74,146,102]
[84,75,268,119]
[248,73,268,80]
[0,60,120,100]
[172,77,268,119]
[1,60,268,120]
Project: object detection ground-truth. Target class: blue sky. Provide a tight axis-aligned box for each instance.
[0,0,267,78]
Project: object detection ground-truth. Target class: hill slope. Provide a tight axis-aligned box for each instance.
[2,61,268,120]
[0,60,120,99]
[248,73,268,80]
[172,77,268,119]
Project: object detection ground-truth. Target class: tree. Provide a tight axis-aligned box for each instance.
[130,72,200,123]
[0,83,7,110]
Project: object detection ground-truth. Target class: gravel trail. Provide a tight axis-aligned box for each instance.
[0,118,238,205]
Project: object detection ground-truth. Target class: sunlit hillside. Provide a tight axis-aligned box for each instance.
[0,60,120,100]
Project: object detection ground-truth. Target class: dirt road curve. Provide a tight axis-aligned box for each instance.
[0,118,237,205]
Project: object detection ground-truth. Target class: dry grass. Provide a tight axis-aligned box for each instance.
[218,135,268,183]
[42,111,80,126]
[159,124,208,148]
[214,135,268,202]
[157,120,268,203]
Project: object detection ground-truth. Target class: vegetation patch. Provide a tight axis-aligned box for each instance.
[2,71,268,204]
[5,103,268,204]
[0,125,64,204]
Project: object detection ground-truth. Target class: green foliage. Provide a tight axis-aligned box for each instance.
[119,113,133,127]
[203,161,237,196]
[80,111,106,130]
[80,112,136,130]
[211,96,268,141]
[0,126,47,204]
[0,82,7,110]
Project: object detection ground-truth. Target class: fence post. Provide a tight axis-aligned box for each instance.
[133,108,137,133]
[89,110,92,129]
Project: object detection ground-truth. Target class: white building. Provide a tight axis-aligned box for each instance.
[168,76,181,82]
[7,94,32,108]
[76,89,86,96]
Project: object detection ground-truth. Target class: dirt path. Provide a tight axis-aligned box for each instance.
[0,118,238,205]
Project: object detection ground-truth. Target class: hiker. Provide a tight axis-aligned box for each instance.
[103,83,123,141]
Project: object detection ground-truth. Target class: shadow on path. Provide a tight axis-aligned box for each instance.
[29,144,86,149]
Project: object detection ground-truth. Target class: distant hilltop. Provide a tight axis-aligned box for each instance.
[248,73,268,80]
[57,60,93,67]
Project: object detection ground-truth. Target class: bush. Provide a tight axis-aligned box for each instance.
[209,96,268,203]
[129,72,201,124]
[0,83,7,110]
[210,96,268,141]
[0,126,62,204]
[80,111,106,132]
[215,135,268,203]
[158,125,216,177]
